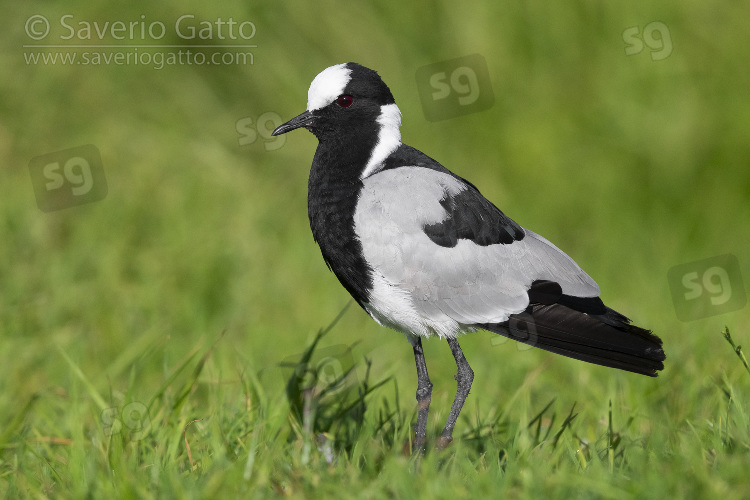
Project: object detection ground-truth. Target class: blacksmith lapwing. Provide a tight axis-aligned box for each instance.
[272,62,665,451]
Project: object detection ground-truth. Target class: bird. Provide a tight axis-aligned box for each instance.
[271,62,665,451]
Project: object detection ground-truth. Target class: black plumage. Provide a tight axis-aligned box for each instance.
[481,303,665,377]
[424,188,525,247]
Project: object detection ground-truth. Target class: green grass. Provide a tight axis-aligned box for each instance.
[2,0,750,498]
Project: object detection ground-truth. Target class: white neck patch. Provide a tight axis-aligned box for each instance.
[307,63,352,111]
[360,103,402,179]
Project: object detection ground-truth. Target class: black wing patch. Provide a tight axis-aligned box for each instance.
[527,279,563,305]
[423,186,525,247]
[526,279,627,328]
[378,144,525,247]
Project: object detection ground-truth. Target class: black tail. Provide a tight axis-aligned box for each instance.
[478,303,665,377]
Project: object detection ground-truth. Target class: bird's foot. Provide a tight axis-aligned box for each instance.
[435,435,453,450]
[408,435,427,456]
[404,434,453,455]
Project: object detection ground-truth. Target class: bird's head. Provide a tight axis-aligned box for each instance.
[272,62,402,147]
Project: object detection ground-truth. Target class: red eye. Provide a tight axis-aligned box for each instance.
[336,95,354,108]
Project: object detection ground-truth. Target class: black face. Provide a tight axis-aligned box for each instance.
[305,91,383,142]
[272,63,396,143]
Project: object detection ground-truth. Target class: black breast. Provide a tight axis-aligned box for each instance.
[307,145,373,306]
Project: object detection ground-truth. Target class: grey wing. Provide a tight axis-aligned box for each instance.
[353,167,600,337]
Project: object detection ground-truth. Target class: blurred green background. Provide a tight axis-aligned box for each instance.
[2,0,749,496]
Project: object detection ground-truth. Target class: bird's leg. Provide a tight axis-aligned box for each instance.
[436,337,474,449]
[411,337,433,453]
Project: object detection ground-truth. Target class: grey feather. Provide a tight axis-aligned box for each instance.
[353,167,600,338]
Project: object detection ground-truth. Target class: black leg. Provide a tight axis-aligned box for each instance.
[411,337,433,453]
[437,337,474,449]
